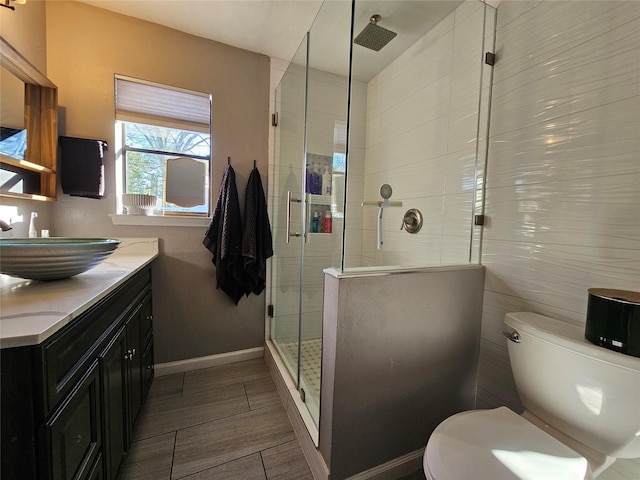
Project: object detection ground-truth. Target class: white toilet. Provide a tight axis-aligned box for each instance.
[424,312,640,480]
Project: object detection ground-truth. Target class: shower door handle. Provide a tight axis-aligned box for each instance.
[286,191,302,243]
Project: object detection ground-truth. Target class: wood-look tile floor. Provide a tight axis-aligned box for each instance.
[120,358,314,480]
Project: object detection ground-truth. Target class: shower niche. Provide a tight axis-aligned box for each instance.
[306,153,334,235]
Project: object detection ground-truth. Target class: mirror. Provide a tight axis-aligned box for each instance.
[0,64,25,157]
[0,35,58,201]
[165,157,207,209]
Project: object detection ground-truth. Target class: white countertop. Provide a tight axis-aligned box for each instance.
[0,237,159,349]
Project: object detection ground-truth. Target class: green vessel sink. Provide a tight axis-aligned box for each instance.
[0,238,121,281]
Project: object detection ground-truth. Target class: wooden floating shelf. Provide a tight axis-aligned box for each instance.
[1,154,56,175]
[0,190,55,202]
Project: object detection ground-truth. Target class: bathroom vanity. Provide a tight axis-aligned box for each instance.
[0,238,158,480]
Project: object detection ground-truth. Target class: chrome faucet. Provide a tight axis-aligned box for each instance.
[0,220,13,231]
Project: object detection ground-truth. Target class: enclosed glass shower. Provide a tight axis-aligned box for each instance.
[268,0,495,436]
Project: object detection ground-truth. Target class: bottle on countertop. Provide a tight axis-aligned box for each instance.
[29,212,38,238]
[324,210,332,233]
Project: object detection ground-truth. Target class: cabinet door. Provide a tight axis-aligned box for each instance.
[126,305,143,435]
[41,361,101,480]
[142,342,154,402]
[140,293,154,401]
[86,455,103,480]
[140,292,153,350]
[100,327,127,480]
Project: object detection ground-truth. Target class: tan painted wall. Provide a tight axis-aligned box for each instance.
[45,0,270,363]
[0,0,47,72]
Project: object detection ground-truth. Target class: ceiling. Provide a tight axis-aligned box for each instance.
[78,0,474,82]
[79,0,325,62]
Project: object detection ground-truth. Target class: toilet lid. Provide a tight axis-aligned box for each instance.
[425,407,589,480]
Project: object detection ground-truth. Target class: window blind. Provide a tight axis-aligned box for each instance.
[115,75,211,133]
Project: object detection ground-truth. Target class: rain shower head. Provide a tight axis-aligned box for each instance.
[354,14,397,52]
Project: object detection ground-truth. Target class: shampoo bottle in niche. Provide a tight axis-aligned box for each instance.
[305,163,312,193]
[322,167,331,195]
[29,212,38,238]
[324,210,332,233]
[311,164,321,195]
[311,210,319,233]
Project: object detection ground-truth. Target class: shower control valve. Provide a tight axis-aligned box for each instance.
[401,209,423,234]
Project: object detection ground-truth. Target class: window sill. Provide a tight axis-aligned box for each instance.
[109,214,211,228]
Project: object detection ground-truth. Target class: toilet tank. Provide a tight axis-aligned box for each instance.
[504,312,640,458]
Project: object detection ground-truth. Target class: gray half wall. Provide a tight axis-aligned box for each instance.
[320,265,486,479]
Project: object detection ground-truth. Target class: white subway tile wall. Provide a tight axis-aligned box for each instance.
[356,0,491,267]
[477,0,640,419]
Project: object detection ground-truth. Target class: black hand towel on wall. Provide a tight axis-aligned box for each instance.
[60,136,106,198]
[242,166,273,296]
[203,164,246,305]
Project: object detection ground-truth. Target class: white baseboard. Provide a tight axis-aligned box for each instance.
[154,346,264,376]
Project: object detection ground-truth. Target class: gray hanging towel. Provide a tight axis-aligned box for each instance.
[203,164,245,305]
[59,136,106,199]
[242,165,273,296]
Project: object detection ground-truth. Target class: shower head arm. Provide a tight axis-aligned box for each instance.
[361,200,403,208]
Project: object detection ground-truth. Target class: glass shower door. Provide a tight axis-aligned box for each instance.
[269,0,353,431]
[270,35,308,394]
[297,1,353,426]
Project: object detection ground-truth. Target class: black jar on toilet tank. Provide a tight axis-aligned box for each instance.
[585,288,640,358]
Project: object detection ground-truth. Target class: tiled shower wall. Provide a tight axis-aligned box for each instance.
[268,0,494,342]
[353,0,494,267]
[477,0,640,410]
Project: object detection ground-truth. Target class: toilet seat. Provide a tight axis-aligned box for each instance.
[424,407,590,480]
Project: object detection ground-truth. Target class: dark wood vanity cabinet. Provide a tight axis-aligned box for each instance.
[101,291,152,480]
[40,361,103,480]
[0,266,154,480]
[101,327,128,480]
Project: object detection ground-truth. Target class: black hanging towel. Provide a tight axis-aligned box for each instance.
[59,136,107,198]
[203,164,245,305]
[242,165,273,296]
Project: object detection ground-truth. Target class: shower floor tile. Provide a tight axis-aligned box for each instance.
[278,339,322,417]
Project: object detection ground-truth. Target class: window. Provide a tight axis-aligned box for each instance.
[115,75,211,216]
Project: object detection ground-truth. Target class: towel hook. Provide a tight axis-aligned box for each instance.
[227,156,231,165]
[253,159,257,168]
